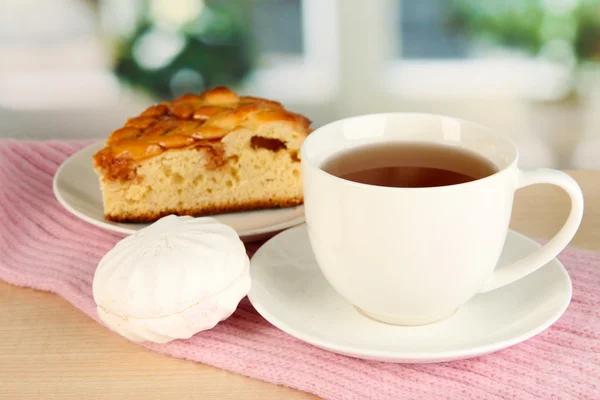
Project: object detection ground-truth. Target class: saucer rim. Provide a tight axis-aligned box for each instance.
[52,141,306,240]
[248,224,573,363]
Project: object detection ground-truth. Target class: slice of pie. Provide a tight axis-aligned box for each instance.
[92,87,311,222]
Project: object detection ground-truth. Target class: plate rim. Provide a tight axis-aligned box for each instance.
[248,224,573,363]
[53,141,306,238]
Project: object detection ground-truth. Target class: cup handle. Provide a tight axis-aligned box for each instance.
[478,169,584,293]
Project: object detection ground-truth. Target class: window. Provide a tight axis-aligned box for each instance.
[251,0,303,56]
[397,0,470,59]
[242,0,338,104]
[385,0,574,100]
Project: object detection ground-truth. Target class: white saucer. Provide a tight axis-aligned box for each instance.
[53,142,305,241]
[248,224,572,363]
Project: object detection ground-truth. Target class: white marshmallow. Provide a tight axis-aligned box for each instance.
[92,215,250,343]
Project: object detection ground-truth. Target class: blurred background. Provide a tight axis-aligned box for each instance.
[1,0,599,169]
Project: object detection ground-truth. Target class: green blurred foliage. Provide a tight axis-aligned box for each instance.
[111,0,254,101]
[447,0,600,64]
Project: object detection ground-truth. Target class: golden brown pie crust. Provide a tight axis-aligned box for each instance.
[93,86,311,181]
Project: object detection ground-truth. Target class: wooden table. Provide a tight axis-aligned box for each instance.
[1,171,598,399]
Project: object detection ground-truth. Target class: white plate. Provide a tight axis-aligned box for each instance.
[53,142,305,241]
[248,224,572,363]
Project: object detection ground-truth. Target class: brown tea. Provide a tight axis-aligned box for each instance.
[322,142,498,188]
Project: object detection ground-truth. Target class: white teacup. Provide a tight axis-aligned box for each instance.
[301,113,583,326]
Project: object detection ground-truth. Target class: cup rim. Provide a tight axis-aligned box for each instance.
[301,112,519,191]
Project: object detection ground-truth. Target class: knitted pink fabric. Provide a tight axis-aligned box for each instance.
[0,140,598,400]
